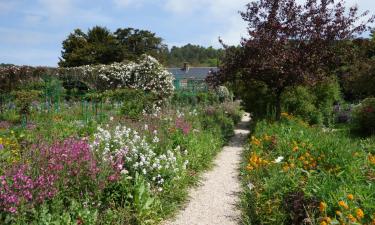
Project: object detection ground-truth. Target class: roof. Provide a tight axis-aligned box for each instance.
[167,67,218,80]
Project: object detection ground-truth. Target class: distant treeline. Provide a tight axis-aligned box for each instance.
[167,44,224,67]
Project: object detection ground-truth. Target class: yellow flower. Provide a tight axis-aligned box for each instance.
[247,165,254,171]
[324,217,332,223]
[338,200,349,209]
[319,202,327,212]
[347,194,354,201]
[369,154,375,165]
[347,214,356,222]
[356,208,364,219]
[336,210,342,216]
[250,136,261,147]
[293,146,299,152]
[320,221,327,225]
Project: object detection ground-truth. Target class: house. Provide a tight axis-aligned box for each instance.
[167,63,218,90]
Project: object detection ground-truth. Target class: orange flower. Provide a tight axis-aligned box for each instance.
[293,146,299,152]
[347,194,354,201]
[338,200,349,209]
[356,208,364,219]
[319,202,327,212]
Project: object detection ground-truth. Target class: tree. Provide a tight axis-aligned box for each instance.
[59,26,167,67]
[114,28,168,63]
[216,0,374,120]
[59,26,122,67]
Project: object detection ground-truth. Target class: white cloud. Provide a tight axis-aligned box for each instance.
[38,0,73,16]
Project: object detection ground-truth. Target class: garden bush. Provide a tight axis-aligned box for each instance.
[119,89,157,120]
[282,86,322,124]
[172,90,220,106]
[281,79,341,125]
[58,55,174,99]
[352,97,375,135]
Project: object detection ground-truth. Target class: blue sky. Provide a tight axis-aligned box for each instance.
[0,0,374,66]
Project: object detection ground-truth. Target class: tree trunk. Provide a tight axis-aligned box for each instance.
[275,91,282,121]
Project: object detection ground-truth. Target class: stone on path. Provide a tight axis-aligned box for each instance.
[164,113,251,225]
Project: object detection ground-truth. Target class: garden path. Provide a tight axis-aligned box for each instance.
[164,113,251,225]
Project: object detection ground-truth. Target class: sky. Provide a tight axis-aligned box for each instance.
[0,0,374,66]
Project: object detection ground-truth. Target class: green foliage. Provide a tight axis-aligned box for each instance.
[352,97,375,135]
[282,86,322,124]
[172,91,219,106]
[114,28,168,64]
[231,79,275,119]
[282,79,342,125]
[119,89,157,120]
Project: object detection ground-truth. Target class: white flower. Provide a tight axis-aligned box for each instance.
[110,116,114,121]
[274,156,284,163]
[153,136,159,143]
[120,169,128,175]
[247,182,255,191]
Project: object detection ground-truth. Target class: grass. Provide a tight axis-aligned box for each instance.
[240,113,375,225]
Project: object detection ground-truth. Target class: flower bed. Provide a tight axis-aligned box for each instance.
[240,113,375,225]
[0,100,242,224]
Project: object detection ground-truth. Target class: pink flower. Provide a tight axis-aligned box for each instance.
[8,207,17,214]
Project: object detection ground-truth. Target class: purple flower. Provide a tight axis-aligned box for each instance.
[0,144,4,150]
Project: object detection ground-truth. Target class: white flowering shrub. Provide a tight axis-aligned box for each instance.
[216,86,232,102]
[59,55,174,99]
[91,125,187,191]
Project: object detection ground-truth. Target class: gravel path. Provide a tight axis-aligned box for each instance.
[164,113,251,225]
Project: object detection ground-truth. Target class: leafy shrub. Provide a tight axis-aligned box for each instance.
[282,86,322,124]
[352,97,375,135]
[11,90,41,117]
[312,78,342,125]
[196,92,220,105]
[282,79,341,125]
[119,89,157,120]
